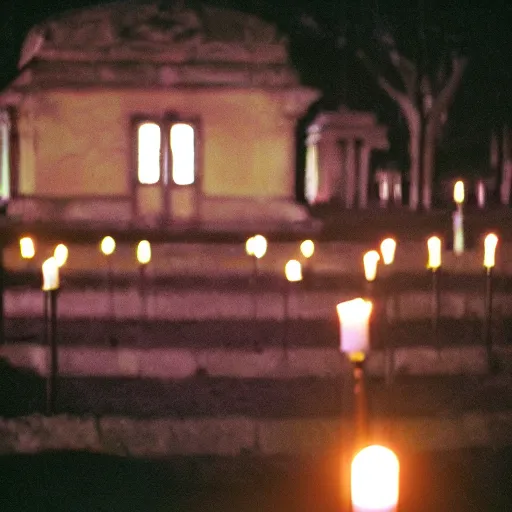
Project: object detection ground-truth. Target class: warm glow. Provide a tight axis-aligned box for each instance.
[380,238,396,265]
[336,298,373,355]
[100,236,116,256]
[285,259,302,282]
[171,123,195,185]
[42,257,59,291]
[484,233,499,269]
[138,122,161,185]
[363,250,380,282]
[137,240,151,265]
[20,237,35,259]
[427,236,442,270]
[300,240,315,259]
[453,180,465,204]
[351,445,399,512]
[252,235,267,259]
[245,237,255,256]
[54,244,68,267]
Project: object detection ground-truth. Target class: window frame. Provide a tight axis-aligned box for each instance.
[132,114,199,189]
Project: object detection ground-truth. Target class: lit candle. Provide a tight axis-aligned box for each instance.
[453,180,465,255]
[20,236,35,260]
[54,243,68,267]
[427,236,442,270]
[252,234,267,259]
[42,257,59,291]
[245,236,255,256]
[300,240,315,259]
[453,180,465,205]
[137,240,151,265]
[380,238,396,265]
[351,445,399,512]
[483,233,498,269]
[336,298,373,356]
[285,259,302,282]
[100,236,116,256]
[363,250,380,282]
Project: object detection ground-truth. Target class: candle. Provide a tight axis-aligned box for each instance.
[20,236,35,259]
[336,298,372,355]
[300,239,315,259]
[427,236,442,270]
[252,234,267,259]
[484,233,498,269]
[54,243,68,267]
[42,257,59,291]
[100,236,116,256]
[363,250,380,282]
[380,238,396,265]
[285,259,302,282]
[352,445,399,512]
[137,240,151,265]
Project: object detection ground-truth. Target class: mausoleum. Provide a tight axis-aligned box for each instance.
[0,1,319,229]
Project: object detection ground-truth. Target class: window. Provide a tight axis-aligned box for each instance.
[0,111,10,201]
[304,129,319,204]
[136,119,196,186]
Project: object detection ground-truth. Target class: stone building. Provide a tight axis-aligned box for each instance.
[0,1,319,230]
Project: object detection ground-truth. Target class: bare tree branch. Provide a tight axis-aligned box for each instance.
[389,49,418,100]
[429,56,468,118]
[357,49,412,112]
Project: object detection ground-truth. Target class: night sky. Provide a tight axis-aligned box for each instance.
[1,0,511,176]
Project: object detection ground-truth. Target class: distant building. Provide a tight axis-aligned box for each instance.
[0,1,319,230]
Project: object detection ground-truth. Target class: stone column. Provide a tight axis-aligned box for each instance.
[358,142,371,209]
[316,131,342,204]
[344,138,356,209]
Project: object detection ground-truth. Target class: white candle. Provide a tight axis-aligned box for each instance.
[42,257,59,291]
[285,259,302,282]
[427,236,442,270]
[484,233,498,269]
[137,240,151,265]
[336,298,372,355]
[363,251,380,282]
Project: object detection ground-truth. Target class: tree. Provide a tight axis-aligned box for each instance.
[357,30,468,210]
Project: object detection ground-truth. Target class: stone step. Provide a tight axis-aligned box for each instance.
[5,317,512,349]
[5,286,512,320]
[2,358,512,418]
[2,342,510,379]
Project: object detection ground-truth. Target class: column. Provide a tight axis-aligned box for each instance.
[344,138,356,208]
[358,142,371,209]
[316,131,342,204]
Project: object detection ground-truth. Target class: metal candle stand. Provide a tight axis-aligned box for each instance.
[44,289,59,415]
[431,267,440,344]
[483,266,495,372]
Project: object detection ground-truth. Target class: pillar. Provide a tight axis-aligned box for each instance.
[344,138,356,209]
[358,143,371,209]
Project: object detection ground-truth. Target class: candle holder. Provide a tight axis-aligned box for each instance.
[483,233,499,372]
[379,238,397,386]
[283,259,302,353]
[299,239,315,284]
[42,257,60,415]
[100,236,116,345]
[136,240,151,320]
[337,298,373,450]
[246,235,267,318]
[427,236,442,345]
